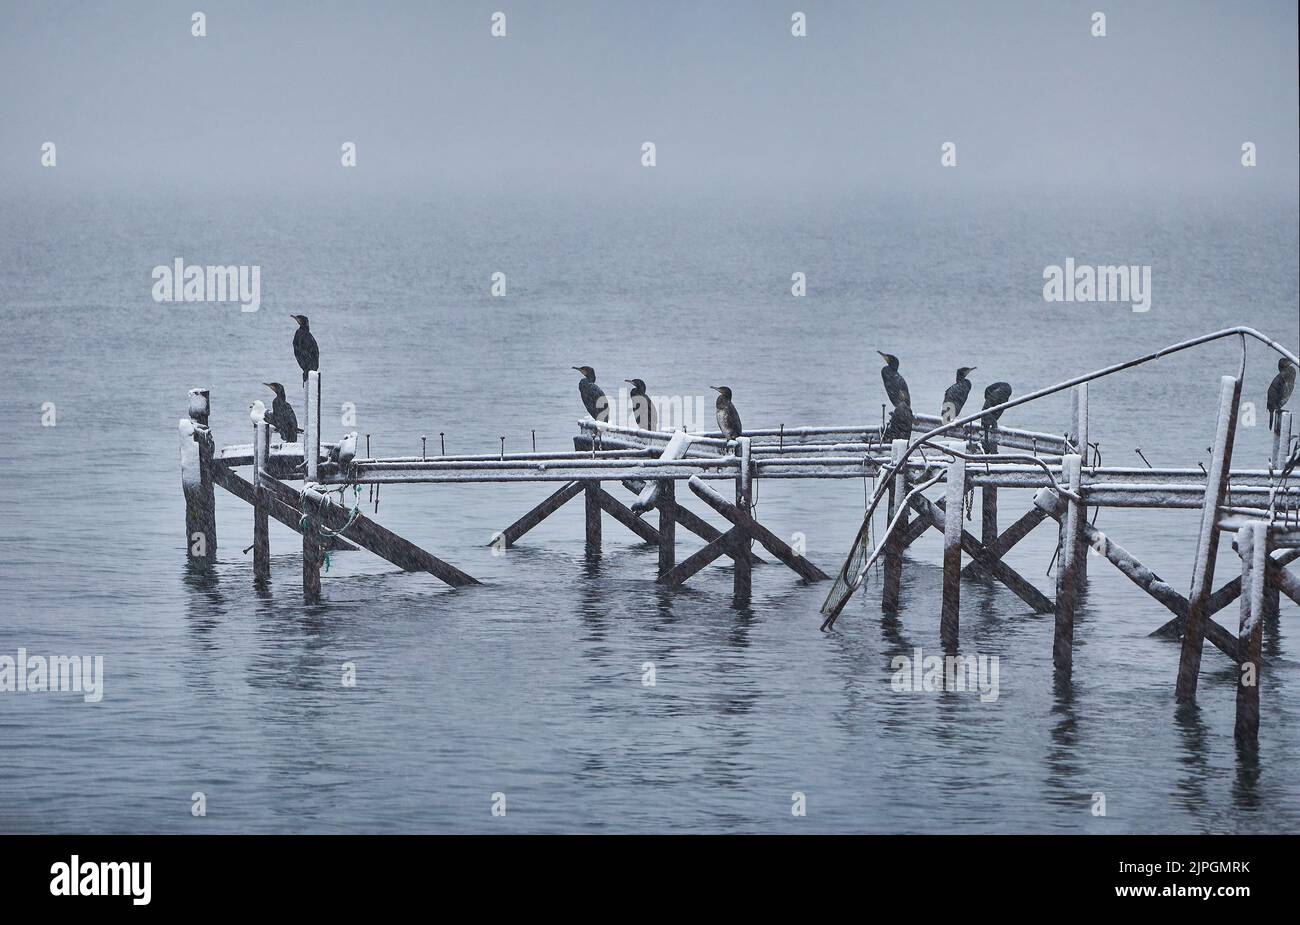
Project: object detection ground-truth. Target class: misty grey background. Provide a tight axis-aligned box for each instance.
[0,1,1297,833]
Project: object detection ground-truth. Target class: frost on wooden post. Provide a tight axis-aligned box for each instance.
[179,419,203,492]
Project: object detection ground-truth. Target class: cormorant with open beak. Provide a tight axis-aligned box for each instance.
[1267,357,1296,431]
[712,386,743,439]
[573,366,609,422]
[877,351,910,409]
[941,367,976,423]
[291,314,319,385]
[263,382,301,443]
[625,378,656,431]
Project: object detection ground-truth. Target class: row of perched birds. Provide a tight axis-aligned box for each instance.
[252,316,1297,453]
[252,315,319,441]
[578,353,1297,445]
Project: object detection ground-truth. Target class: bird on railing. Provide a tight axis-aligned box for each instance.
[712,385,743,439]
[941,367,976,423]
[263,382,302,443]
[1267,357,1295,431]
[573,366,609,422]
[980,381,1013,441]
[625,378,656,431]
[291,314,319,385]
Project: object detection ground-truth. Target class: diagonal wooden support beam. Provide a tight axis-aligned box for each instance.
[620,480,763,565]
[594,485,660,544]
[490,480,584,548]
[908,494,1054,613]
[657,527,746,587]
[211,462,357,551]
[1266,558,1300,608]
[262,475,479,587]
[1033,488,1190,622]
[1204,547,1300,615]
[688,476,829,581]
[961,506,1047,578]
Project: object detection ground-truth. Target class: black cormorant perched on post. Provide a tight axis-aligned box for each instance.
[1267,357,1296,430]
[573,366,609,422]
[941,367,976,423]
[291,315,319,385]
[980,381,1013,435]
[263,382,301,443]
[877,351,910,409]
[712,386,743,439]
[625,378,656,431]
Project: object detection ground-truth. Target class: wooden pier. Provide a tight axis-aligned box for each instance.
[179,326,1299,749]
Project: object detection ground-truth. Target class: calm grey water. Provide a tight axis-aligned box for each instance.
[1,186,1297,833]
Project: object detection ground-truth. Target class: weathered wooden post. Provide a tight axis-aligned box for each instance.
[1071,384,1089,581]
[658,478,676,577]
[1176,374,1242,702]
[301,483,324,603]
[179,388,217,567]
[1235,521,1266,748]
[733,436,753,598]
[941,456,966,651]
[882,439,908,612]
[584,482,601,556]
[304,370,321,481]
[980,428,998,558]
[1054,454,1084,671]
[252,417,271,583]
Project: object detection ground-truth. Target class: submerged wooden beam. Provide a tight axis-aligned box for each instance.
[961,505,1046,578]
[594,486,660,544]
[490,481,583,548]
[687,477,829,582]
[657,526,746,587]
[262,475,478,587]
[1177,374,1242,702]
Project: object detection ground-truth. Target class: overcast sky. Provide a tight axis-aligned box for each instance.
[1,0,1296,194]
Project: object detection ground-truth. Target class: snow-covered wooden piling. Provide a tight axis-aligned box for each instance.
[253,417,271,583]
[179,388,216,567]
[1053,454,1084,672]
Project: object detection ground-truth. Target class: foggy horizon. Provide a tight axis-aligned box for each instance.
[2,0,1296,196]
